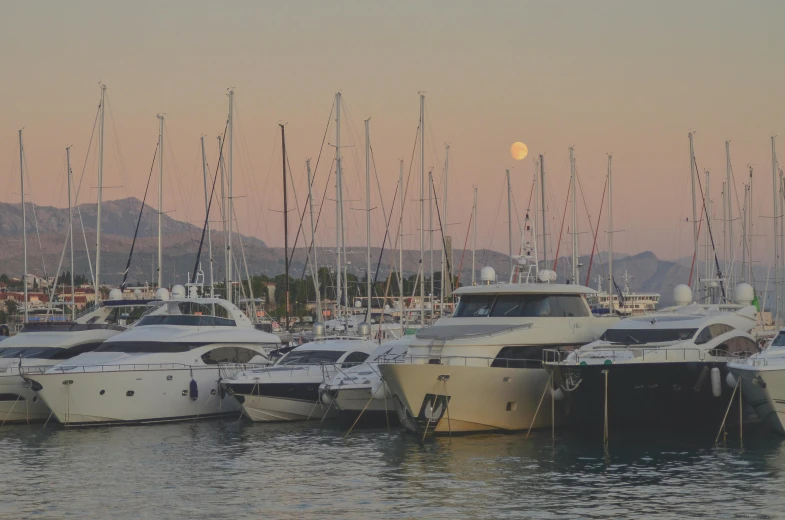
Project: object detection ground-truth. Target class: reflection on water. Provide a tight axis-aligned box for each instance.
[0,419,783,519]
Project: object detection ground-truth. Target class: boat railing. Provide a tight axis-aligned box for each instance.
[21,362,210,374]
[380,354,543,369]
[221,361,373,382]
[543,346,720,364]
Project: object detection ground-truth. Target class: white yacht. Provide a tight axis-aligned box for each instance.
[377,265,615,435]
[221,337,378,422]
[728,327,785,434]
[0,296,155,423]
[25,292,279,426]
[545,284,759,429]
[319,337,412,420]
[587,271,660,316]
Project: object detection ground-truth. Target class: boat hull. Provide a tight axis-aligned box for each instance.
[378,363,563,434]
[235,394,337,422]
[549,361,735,430]
[729,364,785,434]
[0,373,50,423]
[27,367,239,426]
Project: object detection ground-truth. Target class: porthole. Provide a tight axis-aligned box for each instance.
[166,375,173,381]
[181,390,188,396]
[126,391,134,397]
[100,390,105,396]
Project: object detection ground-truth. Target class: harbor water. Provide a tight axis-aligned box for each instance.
[1,419,784,519]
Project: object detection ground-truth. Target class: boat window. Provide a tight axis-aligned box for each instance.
[694,323,734,345]
[49,342,105,360]
[341,351,370,368]
[201,346,261,365]
[600,328,698,343]
[94,341,197,353]
[277,350,345,365]
[136,315,236,327]
[770,333,785,348]
[454,295,496,317]
[710,336,760,357]
[489,294,590,318]
[490,346,544,368]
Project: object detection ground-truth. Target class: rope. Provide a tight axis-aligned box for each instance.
[552,180,571,272]
[344,394,375,439]
[526,373,552,438]
[585,175,608,286]
[0,395,21,427]
[715,377,740,444]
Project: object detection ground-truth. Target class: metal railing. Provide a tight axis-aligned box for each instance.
[380,354,543,369]
[542,346,753,365]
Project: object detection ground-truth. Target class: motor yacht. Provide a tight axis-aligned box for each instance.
[319,336,412,421]
[25,289,279,426]
[0,294,155,423]
[377,264,615,435]
[728,327,785,434]
[545,284,759,430]
[221,336,378,422]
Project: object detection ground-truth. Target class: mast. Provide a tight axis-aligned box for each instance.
[742,181,748,282]
[429,169,434,321]
[217,136,228,300]
[570,147,577,284]
[689,132,698,293]
[607,154,613,315]
[507,169,513,281]
[419,92,425,326]
[334,92,344,321]
[726,141,733,294]
[472,187,477,285]
[364,118,372,323]
[227,89,234,304]
[19,130,28,323]
[540,154,547,267]
[774,136,779,325]
[95,83,106,303]
[67,146,75,320]
[200,137,214,296]
[306,159,321,321]
[750,166,755,283]
[705,170,711,303]
[157,114,164,289]
[398,159,405,336]
[441,144,449,310]
[280,124,290,331]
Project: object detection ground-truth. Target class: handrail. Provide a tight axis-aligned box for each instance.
[541,346,759,365]
[380,354,544,369]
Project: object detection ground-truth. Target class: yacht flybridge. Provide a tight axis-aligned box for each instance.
[0,295,155,423]
[545,284,760,430]
[24,288,280,426]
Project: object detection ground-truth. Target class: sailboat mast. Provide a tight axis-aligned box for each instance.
[365,118,372,324]
[472,187,477,285]
[742,181,748,282]
[705,171,711,303]
[157,114,164,288]
[774,136,779,325]
[540,154,547,267]
[227,90,234,304]
[441,144,449,309]
[398,159,405,335]
[67,146,75,320]
[95,83,106,303]
[429,169,434,319]
[726,141,733,294]
[217,136,228,300]
[419,92,425,326]
[306,159,321,320]
[19,130,28,323]
[507,169,513,281]
[281,124,290,331]
[689,132,698,294]
[334,92,344,320]
[607,154,613,315]
[749,167,755,283]
[200,137,214,296]
[570,147,577,284]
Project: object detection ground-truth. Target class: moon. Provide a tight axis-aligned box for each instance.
[511,142,528,161]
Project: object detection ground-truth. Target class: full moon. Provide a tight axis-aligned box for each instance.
[511,142,528,161]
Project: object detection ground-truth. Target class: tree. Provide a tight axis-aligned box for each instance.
[5,300,18,315]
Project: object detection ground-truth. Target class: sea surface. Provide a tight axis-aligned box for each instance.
[0,418,782,519]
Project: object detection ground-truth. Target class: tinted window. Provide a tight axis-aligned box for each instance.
[95,341,196,353]
[695,324,734,345]
[454,295,495,317]
[771,333,785,347]
[601,328,698,344]
[711,336,760,357]
[202,346,260,364]
[137,315,236,327]
[489,294,589,318]
[341,352,370,368]
[277,350,344,365]
[50,342,104,360]
[491,346,544,368]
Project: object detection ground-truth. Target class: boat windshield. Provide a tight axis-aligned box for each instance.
[136,315,236,327]
[277,350,345,366]
[770,333,785,348]
[600,328,697,344]
[454,294,590,318]
[0,343,103,359]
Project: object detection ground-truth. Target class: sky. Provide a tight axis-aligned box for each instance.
[2,0,784,267]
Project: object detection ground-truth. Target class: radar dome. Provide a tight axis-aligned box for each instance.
[313,322,325,337]
[171,284,186,299]
[155,288,170,301]
[357,322,371,338]
[108,288,123,301]
[538,270,558,282]
[673,284,692,306]
[480,266,496,285]
[735,283,754,305]
[354,299,363,309]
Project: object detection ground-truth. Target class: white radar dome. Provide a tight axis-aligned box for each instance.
[673,284,692,306]
[354,299,363,309]
[155,288,170,301]
[171,284,186,299]
[108,288,123,301]
[538,270,558,282]
[734,283,754,305]
[480,266,496,285]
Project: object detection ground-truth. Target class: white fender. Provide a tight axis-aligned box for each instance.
[711,367,722,397]
[726,372,737,389]
[371,380,389,400]
[550,387,565,401]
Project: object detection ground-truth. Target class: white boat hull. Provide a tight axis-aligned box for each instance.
[0,373,50,423]
[379,363,564,434]
[28,366,240,426]
[238,394,337,422]
[730,364,785,435]
[332,386,393,415]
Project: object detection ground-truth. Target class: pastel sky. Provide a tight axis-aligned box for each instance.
[2,0,784,267]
